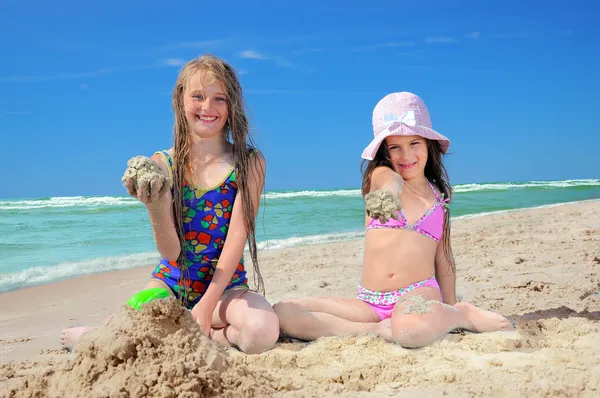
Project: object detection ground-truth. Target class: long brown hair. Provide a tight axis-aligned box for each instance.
[171,54,265,307]
[360,139,455,273]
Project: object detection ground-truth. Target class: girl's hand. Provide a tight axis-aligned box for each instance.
[365,167,404,223]
[365,189,403,222]
[124,175,169,208]
[191,300,214,337]
[122,156,169,209]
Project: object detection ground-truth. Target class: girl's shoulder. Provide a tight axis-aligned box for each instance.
[243,144,259,157]
[234,145,264,167]
[152,147,173,159]
[151,148,174,188]
[242,146,266,180]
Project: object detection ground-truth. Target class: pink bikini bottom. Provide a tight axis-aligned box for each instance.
[357,276,441,320]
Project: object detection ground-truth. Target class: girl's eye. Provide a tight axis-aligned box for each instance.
[217,97,227,102]
[193,95,203,100]
[411,141,420,146]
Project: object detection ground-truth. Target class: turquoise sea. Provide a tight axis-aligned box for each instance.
[1,179,599,293]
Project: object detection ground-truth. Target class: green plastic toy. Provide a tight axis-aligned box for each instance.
[127,287,171,310]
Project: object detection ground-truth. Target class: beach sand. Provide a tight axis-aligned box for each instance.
[1,200,599,397]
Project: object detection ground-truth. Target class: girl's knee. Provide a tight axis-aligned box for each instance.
[239,311,279,354]
[390,310,438,348]
[391,316,422,347]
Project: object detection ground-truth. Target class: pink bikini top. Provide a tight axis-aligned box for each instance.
[366,181,450,243]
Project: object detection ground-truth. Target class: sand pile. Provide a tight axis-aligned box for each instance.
[7,298,277,398]
[121,156,168,195]
[364,189,402,223]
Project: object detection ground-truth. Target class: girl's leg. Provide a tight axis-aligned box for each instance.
[390,287,513,348]
[209,288,280,354]
[272,296,390,341]
[60,279,172,349]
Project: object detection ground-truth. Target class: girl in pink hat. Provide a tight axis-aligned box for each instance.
[273,92,513,348]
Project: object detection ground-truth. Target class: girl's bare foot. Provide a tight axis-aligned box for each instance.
[455,302,514,333]
[60,326,94,350]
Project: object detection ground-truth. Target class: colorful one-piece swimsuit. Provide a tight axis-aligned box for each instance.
[151,150,249,309]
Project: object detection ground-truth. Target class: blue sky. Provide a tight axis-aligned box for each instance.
[0,0,598,199]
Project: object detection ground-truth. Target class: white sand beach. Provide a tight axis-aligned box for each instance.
[1,200,599,397]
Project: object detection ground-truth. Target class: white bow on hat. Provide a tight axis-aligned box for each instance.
[382,111,417,133]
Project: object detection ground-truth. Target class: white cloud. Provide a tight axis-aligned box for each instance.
[425,36,458,44]
[239,50,266,60]
[161,58,186,67]
[273,56,295,67]
[237,51,295,68]
[466,32,481,39]
[352,41,416,52]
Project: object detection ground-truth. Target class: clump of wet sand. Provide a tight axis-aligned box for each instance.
[8,298,277,398]
[399,295,434,315]
[364,189,402,223]
[121,156,168,195]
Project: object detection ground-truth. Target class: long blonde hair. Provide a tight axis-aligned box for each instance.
[171,54,265,307]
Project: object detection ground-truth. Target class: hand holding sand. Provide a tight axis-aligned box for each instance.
[191,300,214,337]
[365,189,403,223]
[121,156,169,207]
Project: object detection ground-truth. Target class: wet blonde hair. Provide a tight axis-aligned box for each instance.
[171,54,265,307]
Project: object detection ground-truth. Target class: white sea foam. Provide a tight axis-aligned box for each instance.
[453,179,599,193]
[263,179,600,198]
[255,231,364,250]
[1,179,597,209]
[0,252,159,293]
[0,196,139,211]
[264,189,361,200]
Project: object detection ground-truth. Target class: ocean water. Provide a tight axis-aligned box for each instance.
[1,179,599,293]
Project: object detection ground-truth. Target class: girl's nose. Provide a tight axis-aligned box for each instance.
[202,99,214,111]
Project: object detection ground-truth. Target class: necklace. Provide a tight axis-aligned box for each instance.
[405,180,429,196]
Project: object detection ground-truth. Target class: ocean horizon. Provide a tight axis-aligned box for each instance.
[1,178,599,293]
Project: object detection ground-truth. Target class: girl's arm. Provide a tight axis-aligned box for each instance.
[434,237,457,305]
[200,152,266,309]
[144,154,181,261]
[370,166,404,195]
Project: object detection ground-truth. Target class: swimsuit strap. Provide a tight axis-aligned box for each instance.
[154,150,174,190]
[428,180,440,201]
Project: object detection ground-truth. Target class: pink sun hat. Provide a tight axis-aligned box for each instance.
[361,92,450,160]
